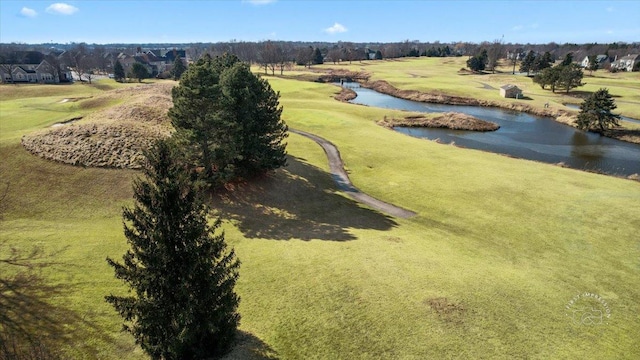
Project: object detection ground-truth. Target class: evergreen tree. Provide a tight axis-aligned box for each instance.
[561,52,574,66]
[587,55,599,75]
[520,50,536,75]
[533,66,561,92]
[130,62,149,82]
[375,50,383,60]
[532,51,553,73]
[576,88,621,132]
[313,47,324,65]
[105,140,240,360]
[113,60,125,82]
[466,54,486,72]
[171,57,187,80]
[557,63,584,93]
[168,53,288,186]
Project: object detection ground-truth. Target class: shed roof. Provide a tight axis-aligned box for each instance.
[500,84,521,90]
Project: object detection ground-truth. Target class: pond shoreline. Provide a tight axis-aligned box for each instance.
[359,79,640,145]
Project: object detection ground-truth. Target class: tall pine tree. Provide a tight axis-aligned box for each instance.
[105,140,240,360]
[169,53,288,186]
[576,88,621,132]
[171,57,186,80]
[113,60,125,82]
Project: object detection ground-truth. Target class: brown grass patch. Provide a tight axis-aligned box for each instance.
[22,83,175,169]
[378,113,499,131]
[334,87,357,102]
[22,122,171,169]
[78,97,112,109]
[315,69,370,83]
[426,297,466,323]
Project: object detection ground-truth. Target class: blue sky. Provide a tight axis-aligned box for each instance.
[1,0,639,44]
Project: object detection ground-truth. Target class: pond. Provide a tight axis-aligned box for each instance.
[347,85,640,177]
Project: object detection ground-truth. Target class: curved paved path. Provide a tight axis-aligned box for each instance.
[290,129,417,219]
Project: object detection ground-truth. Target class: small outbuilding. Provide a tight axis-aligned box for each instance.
[500,84,523,99]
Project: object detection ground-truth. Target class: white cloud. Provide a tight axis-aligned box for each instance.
[512,23,538,31]
[324,22,347,34]
[606,6,614,12]
[242,0,276,5]
[20,7,37,17]
[46,3,79,15]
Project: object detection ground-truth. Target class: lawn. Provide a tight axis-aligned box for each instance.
[316,57,640,120]
[1,74,639,359]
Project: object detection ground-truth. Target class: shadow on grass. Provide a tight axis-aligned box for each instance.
[222,330,279,360]
[0,241,130,359]
[564,90,622,99]
[210,156,399,241]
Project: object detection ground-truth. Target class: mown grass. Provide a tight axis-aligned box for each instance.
[316,57,640,120]
[1,75,639,359]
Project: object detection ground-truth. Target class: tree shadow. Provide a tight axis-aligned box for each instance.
[0,241,130,359]
[221,330,279,360]
[565,90,622,99]
[605,127,640,139]
[209,156,399,241]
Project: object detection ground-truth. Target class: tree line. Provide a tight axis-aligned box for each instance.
[4,40,638,80]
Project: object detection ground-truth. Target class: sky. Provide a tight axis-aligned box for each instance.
[1,0,639,45]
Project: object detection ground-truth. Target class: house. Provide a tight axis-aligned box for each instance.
[580,54,610,69]
[0,59,72,83]
[500,84,523,99]
[163,49,186,62]
[612,54,639,72]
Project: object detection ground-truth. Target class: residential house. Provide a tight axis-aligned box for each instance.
[113,48,187,77]
[163,49,187,62]
[117,54,152,76]
[500,84,523,99]
[0,59,72,83]
[612,54,639,72]
[580,54,610,69]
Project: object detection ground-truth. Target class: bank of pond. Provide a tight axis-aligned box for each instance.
[347,85,640,178]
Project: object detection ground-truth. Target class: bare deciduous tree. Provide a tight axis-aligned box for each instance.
[486,37,504,73]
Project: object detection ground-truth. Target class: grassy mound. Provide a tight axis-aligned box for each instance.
[21,83,174,169]
[379,112,500,131]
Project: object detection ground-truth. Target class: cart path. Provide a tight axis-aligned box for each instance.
[290,129,417,219]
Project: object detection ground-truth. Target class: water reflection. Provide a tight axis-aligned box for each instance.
[570,132,605,161]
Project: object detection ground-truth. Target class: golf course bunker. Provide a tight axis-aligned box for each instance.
[290,129,416,219]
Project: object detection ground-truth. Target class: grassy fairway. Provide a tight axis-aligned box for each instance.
[1,76,639,359]
[317,57,640,120]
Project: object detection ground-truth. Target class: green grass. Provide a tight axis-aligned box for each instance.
[315,57,640,120]
[1,75,639,359]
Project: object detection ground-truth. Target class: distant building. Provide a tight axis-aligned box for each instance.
[500,84,523,99]
[612,54,639,72]
[0,59,72,84]
[580,55,610,69]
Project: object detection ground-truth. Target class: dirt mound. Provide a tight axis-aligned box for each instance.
[334,87,357,102]
[316,69,370,83]
[22,83,175,169]
[22,122,171,169]
[379,113,500,131]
